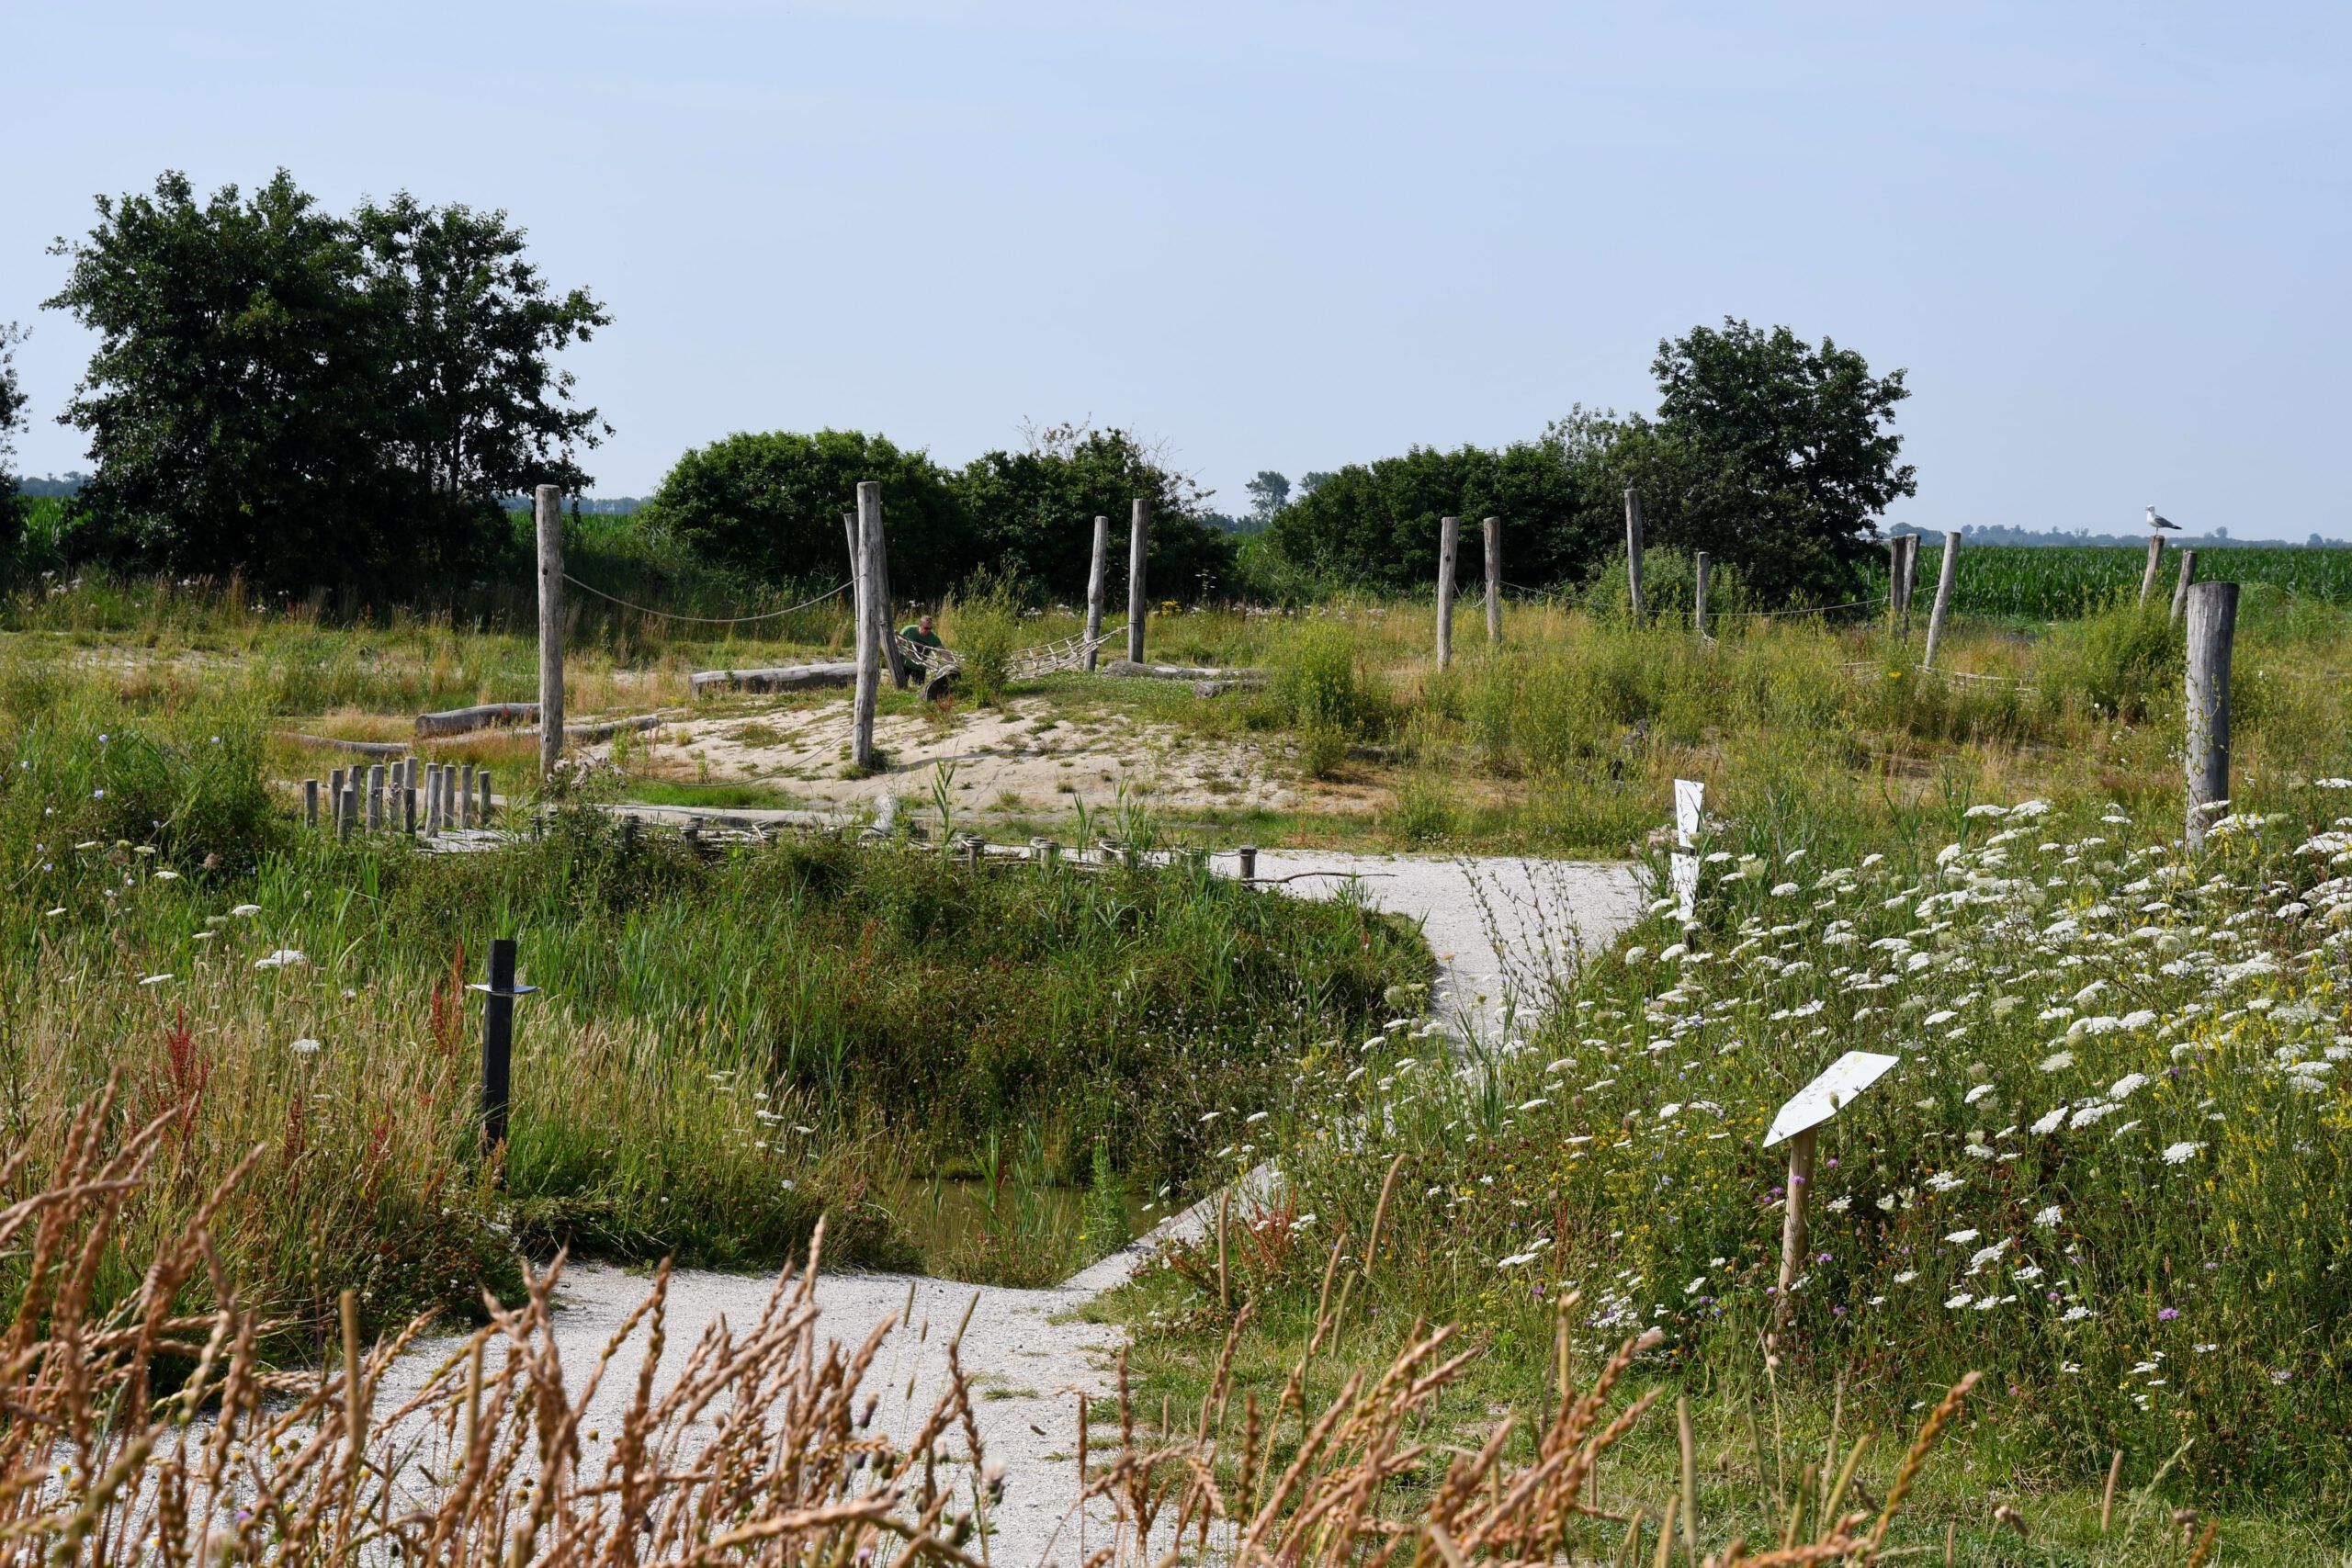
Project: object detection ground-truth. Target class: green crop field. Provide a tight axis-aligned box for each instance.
[1880,543,2352,621]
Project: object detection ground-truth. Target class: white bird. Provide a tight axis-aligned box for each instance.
[2146,504,2180,532]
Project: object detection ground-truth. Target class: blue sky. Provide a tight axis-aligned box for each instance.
[6,2,2346,536]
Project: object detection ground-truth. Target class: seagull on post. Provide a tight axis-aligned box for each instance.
[2146,504,2181,532]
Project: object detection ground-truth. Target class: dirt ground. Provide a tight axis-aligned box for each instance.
[595,693,1304,815]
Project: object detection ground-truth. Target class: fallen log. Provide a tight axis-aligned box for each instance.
[416,702,537,738]
[278,712,663,753]
[692,662,860,695]
[1100,658,1268,686]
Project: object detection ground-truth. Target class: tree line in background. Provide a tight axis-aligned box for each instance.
[2,169,1926,609]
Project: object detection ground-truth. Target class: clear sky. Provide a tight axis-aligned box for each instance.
[6,2,2346,536]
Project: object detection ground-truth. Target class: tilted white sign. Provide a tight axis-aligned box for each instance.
[1763,1051,1900,1148]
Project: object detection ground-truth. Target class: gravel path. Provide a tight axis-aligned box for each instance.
[389,852,1644,1564]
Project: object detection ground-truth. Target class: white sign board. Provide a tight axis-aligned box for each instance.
[1669,852,1700,923]
[1673,779,1705,846]
[1763,1051,1899,1148]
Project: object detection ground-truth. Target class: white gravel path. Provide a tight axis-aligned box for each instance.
[388,852,1644,1564]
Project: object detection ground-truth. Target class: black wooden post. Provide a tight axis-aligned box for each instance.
[481,939,518,1151]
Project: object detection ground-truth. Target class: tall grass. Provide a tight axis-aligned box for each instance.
[0,671,1421,1339]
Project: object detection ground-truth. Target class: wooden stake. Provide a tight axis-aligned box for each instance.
[871,489,907,690]
[1920,530,1962,671]
[1678,1394,1699,1558]
[1084,514,1110,671]
[1435,515,1459,671]
[366,764,383,832]
[304,777,319,828]
[1897,534,1920,633]
[479,770,493,824]
[1126,498,1151,665]
[2183,581,2237,851]
[1772,1126,1816,1335]
[1623,489,1645,620]
[1692,552,1711,640]
[1482,515,1501,645]
[2139,532,2165,607]
[853,482,882,773]
[2171,548,2199,625]
[536,484,565,778]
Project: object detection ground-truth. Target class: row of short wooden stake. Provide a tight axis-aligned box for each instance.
[302,758,495,839]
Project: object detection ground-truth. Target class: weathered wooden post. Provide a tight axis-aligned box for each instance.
[1921,530,1962,671]
[478,770,493,825]
[460,763,477,829]
[304,777,320,828]
[1126,499,1151,665]
[1482,516,1502,645]
[852,482,882,772]
[330,767,347,815]
[1765,1052,1897,1338]
[366,764,384,832]
[1236,845,1258,882]
[2170,549,2199,625]
[2138,533,2165,608]
[536,484,565,778]
[403,779,416,835]
[1083,514,1111,671]
[338,784,356,843]
[1434,515,1459,671]
[1898,534,1921,634]
[2184,581,2238,851]
[1623,489,1645,620]
[872,493,907,691]
[1692,552,1711,640]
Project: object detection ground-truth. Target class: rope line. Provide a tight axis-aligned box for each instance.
[561,574,852,626]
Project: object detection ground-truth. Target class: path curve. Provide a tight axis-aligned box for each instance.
[384,852,1645,1564]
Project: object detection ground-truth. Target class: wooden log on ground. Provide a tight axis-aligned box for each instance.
[1099,659,1267,682]
[416,702,539,738]
[691,662,861,695]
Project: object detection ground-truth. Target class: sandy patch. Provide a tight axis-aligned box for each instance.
[595,694,1300,815]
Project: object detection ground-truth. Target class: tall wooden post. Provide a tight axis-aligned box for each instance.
[1897,535,1921,633]
[535,484,565,778]
[2184,581,2237,852]
[1772,1127,1818,1336]
[1623,489,1645,620]
[1126,499,1150,665]
[1921,530,1962,671]
[2138,534,2165,607]
[853,483,882,772]
[2170,548,2199,625]
[1084,514,1110,671]
[872,493,907,690]
[1481,516,1502,645]
[1434,515,1459,671]
[1692,552,1711,640]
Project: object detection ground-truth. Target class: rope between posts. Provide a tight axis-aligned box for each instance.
[560,575,853,625]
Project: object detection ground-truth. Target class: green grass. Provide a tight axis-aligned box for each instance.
[0,665,1424,1340]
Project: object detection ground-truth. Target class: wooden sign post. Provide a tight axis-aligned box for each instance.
[1764,1051,1899,1336]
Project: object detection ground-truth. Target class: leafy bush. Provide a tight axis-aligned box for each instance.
[1261,619,1387,778]
[944,565,1027,704]
[2046,598,2181,719]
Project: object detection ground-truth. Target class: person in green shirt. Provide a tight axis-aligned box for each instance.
[899,614,944,650]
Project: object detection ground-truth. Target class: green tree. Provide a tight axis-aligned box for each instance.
[354,193,610,504]
[953,423,1234,601]
[1245,469,1291,523]
[46,172,388,582]
[1638,319,1915,603]
[639,430,971,596]
[44,170,608,592]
